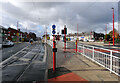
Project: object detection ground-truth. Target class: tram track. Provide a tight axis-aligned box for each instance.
[1,45,36,69]
[14,43,44,82]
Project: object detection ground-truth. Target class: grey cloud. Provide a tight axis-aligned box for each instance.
[0,2,119,37]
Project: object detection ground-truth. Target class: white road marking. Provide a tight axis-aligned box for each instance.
[8,63,28,67]
[43,45,47,62]
[0,46,28,66]
[19,58,31,62]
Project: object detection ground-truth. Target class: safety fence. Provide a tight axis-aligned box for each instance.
[78,44,120,76]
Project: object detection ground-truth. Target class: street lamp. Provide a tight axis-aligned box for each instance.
[112,8,115,46]
[105,23,108,41]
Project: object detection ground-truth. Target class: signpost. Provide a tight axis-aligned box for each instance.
[52,24,57,72]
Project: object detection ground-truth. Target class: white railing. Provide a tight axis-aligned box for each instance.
[47,40,53,47]
[78,43,120,76]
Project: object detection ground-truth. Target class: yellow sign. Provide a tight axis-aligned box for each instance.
[16,33,19,36]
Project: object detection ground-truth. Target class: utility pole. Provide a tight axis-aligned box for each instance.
[17,21,19,43]
[112,8,115,46]
[46,26,47,43]
[105,24,107,41]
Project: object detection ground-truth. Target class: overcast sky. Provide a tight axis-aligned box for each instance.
[0,0,119,37]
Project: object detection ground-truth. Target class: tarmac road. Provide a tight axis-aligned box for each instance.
[2,42,47,82]
[2,42,30,61]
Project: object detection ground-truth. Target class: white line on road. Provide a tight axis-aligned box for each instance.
[0,46,28,66]
[43,45,47,62]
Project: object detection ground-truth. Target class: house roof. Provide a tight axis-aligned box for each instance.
[0,25,8,30]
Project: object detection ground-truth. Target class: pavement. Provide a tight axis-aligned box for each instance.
[47,41,120,82]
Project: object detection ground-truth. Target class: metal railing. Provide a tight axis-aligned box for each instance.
[78,43,120,76]
[47,40,53,47]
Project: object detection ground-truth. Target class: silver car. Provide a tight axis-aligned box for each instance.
[2,40,14,46]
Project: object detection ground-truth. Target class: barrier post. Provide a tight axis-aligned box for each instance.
[83,45,84,56]
[110,50,113,73]
[93,46,94,61]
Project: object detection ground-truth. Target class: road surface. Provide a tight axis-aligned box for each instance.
[2,42,30,61]
[2,42,47,82]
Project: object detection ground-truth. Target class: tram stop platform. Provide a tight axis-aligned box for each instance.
[47,43,120,83]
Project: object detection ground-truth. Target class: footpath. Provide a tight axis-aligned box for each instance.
[47,41,120,83]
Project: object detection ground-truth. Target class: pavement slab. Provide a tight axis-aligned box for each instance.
[47,41,120,82]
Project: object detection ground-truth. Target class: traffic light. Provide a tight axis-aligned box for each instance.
[64,28,67,34]
[62,30,64,34]
[61,28,67,34]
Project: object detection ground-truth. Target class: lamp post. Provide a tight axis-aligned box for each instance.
[112,8,115,46]
[17,21,19,43]
[105,24,107,41]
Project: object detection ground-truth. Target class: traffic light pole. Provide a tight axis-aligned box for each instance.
[76,24,78,53]
[76,40,77,53]
[53,35,56,72]
[52,24,57,72]
[64,27,66,51]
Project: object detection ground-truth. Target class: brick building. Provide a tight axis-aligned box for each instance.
[8,27,19,42]
[0,25,9,41]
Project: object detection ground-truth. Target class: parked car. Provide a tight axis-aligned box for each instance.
[84,39,89,42]
[88,38,95,42]
[2,40,14,46]
[79,39,83,42]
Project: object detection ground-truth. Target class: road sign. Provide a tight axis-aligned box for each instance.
[52,30,56,34]
[52,25,56,34]
[52,25,56,29]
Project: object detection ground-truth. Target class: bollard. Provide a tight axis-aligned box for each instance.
[109,42,110,46]
[76,40,77,53]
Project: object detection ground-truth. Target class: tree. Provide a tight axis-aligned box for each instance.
[29,32,37,41]
[108,29,119,39]
[104,34,111,41]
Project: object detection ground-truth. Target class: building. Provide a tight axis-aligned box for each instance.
[0,25,9,41]
[8,27,19,42]
[67,31,104,41]
[24,32,30,42]
[0,26,32,42]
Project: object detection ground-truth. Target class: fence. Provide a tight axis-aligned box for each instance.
[78,43,120,76]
